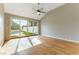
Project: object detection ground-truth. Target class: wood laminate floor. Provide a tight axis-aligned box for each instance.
[14,36,79,55]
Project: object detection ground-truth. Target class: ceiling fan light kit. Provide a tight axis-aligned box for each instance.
[37,12,40,15]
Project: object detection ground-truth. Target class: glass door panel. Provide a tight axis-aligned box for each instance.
[20,20,28,36]
[10,18,20,38]
[28,20,34,33]
[33,21,39,34]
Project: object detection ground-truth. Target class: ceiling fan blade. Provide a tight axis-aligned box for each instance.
[39,8,43,10]
[32,12,37,14]
[32,8,37,11]
[41,11,46,13]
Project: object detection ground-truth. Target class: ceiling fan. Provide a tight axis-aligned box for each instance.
[32,3,46,15]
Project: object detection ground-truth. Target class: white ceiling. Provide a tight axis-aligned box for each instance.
[4,3,65,20]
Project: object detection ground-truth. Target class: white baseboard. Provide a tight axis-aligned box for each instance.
[44,35,79,44]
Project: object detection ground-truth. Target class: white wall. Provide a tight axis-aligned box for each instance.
[0,4,4,47]
[41,4,79,41]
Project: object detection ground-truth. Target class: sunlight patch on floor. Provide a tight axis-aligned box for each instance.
[0,36,42,55]
[0,39,19,55]
[17,38,32,52]
[29,36,42,46]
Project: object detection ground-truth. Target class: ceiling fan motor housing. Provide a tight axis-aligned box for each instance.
[37,10,41,12]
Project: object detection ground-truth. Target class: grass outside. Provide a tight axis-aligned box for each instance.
[22,31,36,37]
[10,31,37,39]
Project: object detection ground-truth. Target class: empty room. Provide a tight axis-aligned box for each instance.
[0,3,79,55]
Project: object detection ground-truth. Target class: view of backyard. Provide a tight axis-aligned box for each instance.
[10,18,38,38]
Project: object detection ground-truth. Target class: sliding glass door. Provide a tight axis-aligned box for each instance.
[10,18,20,38]
[20,20,28,37]
[10,17,39,39]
